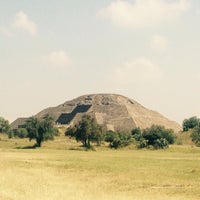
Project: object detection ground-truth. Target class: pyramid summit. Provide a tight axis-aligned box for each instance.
[12,94,181,132]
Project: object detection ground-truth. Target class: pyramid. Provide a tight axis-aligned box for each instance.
[30,94,181,132]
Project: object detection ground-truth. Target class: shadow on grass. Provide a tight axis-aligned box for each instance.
[68,147,85,151]
[68,145,96,151]
[16,144,38,149]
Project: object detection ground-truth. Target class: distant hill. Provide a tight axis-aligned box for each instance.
[11,94,181,132]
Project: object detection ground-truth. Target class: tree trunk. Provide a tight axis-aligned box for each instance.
[36,138,42,147]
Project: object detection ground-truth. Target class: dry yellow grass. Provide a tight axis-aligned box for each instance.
[0,135,200,200]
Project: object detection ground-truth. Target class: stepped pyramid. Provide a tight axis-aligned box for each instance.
[12,94,181,132]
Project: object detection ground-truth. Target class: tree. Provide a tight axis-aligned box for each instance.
[25,115,57,147]
[0,117,11,134]
[131,128,143,141]
[191,124,200,146]
[182,116,200,131]
[65,115,103,148]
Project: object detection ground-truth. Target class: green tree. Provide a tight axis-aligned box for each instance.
[182,116,200,131]
[0,117,11,134]
[191,124,200,146]
[65,115,103,148]
[25,115,57,147]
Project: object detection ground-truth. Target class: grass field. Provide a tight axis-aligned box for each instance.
[0,134,200,200]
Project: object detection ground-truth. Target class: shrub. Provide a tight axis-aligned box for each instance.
[14,128,28,138]
[153,138,169,149]
[132,128,142,136]
[160,128,176,144]
[104,130,133,149]
[133,125,176,149]
[132,128,143,141]
[137,138,148,149]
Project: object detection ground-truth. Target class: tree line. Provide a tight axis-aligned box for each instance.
[1,114,200,149]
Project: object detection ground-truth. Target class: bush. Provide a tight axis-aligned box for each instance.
[104,130,119,148]
[132,128,143,141]
[104,130,133,149]
[153,138,169,149]
[14,128,28,138]
[132,128,142,136]
[137,138,148,149]
[160,129,176,144]
[133,125,176,149]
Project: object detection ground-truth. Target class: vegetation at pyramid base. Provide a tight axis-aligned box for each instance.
[25,115,59,147]
[132,125,176,149]
[4,113,200,149]
[104,130,133,149]
[65,115,176,150]
[13,128,28,138]
[65,115,103,149]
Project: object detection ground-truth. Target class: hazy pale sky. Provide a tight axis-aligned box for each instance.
[0,0,200,124]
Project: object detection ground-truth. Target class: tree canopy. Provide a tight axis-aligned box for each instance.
[182,116,200,131]
[65,115,103,148]
[0,116,11,134]
[25,115,57,147]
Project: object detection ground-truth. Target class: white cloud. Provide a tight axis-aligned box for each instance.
[43,51,70,67]
[150,34,168,52]
[111,58,163,85]
[12,11,37,35]
[98,0,190,28]
[0,26,12,37]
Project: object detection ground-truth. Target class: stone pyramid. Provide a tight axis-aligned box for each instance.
[33,94,181,132]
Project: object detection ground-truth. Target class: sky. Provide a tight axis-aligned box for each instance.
[0,0,200,124]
